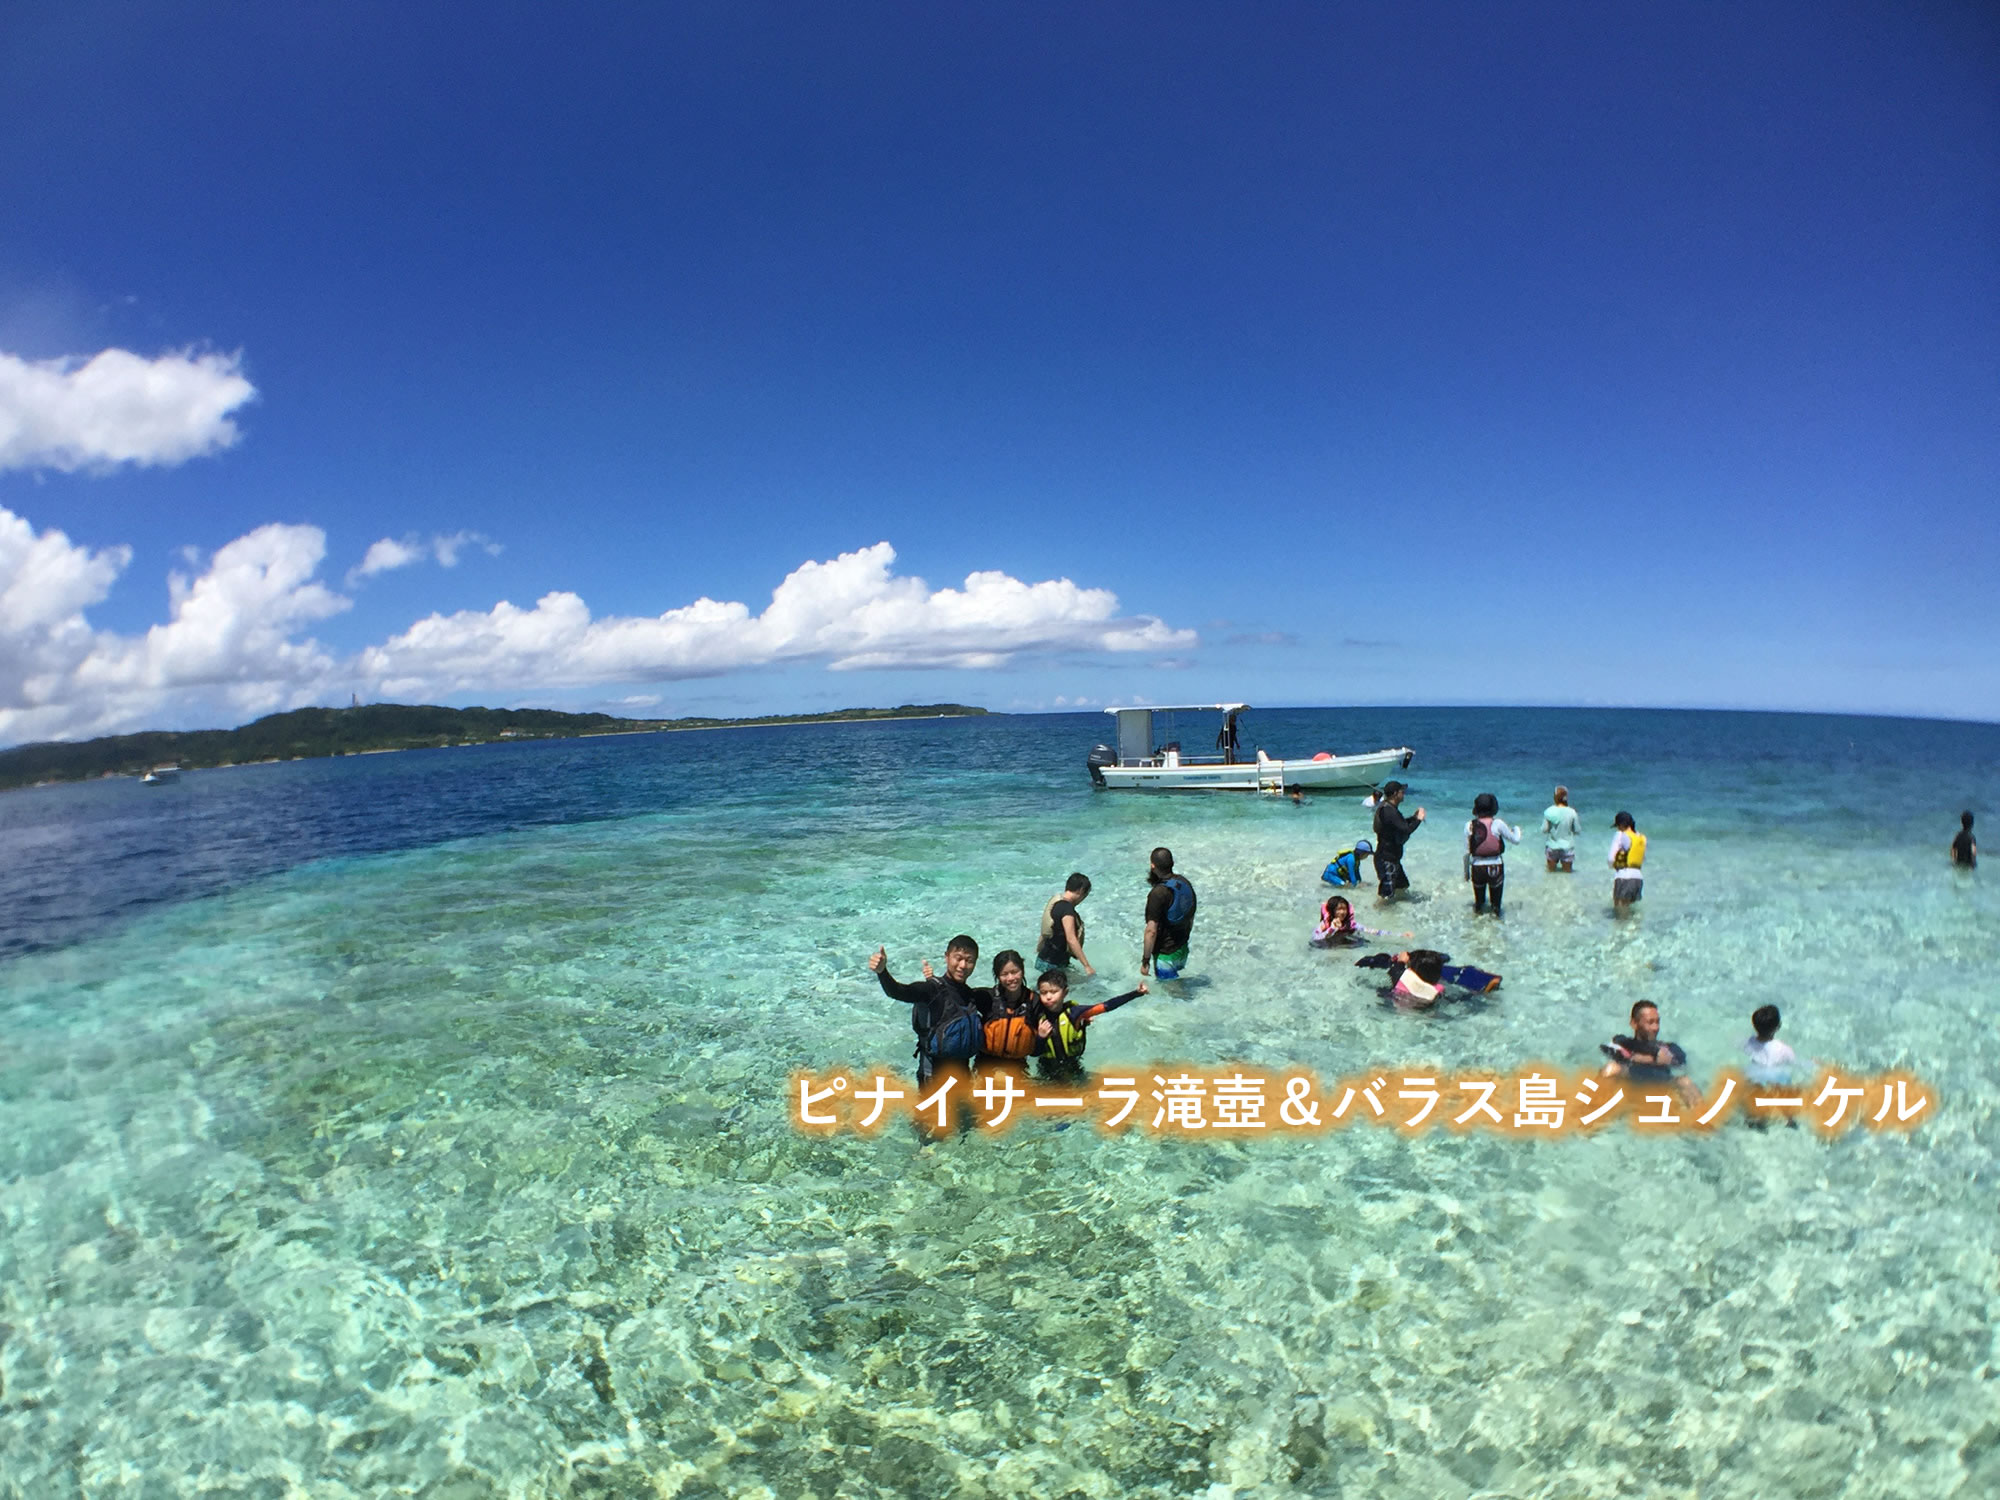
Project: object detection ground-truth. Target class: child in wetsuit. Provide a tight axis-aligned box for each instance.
[1353,949,1502,1003]
[1030,968,1146,1079]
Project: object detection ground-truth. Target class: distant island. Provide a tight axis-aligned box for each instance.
[0,702,990,791]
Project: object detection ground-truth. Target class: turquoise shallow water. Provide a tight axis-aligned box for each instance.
[2,708,1998,1498]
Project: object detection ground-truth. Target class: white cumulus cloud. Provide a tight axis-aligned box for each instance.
[358,542,1193,699]
[348,530,503,584]
[0,348,256,473]
[0,508,348,744]
[0,516,1195,745]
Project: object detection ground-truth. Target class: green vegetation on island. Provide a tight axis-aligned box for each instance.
[0,702,989,791]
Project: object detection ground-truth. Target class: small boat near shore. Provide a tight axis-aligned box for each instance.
[1087,704,1412,792]
[141,765,182,785]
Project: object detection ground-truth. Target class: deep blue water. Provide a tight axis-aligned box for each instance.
[4,707,1993,960]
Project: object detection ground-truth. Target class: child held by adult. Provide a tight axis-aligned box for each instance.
[1600,1000,1698,1108]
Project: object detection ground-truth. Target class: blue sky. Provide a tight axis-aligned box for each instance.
[1,1,1995,742]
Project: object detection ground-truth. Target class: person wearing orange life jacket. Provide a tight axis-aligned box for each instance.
[1608,811,1647,911]
[979,950,1039,1065]
[1463,792,1522,916]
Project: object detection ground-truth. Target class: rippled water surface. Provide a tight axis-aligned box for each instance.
[3,709,1997,1498]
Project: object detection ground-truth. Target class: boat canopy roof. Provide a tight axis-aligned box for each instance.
[1105,703,1248,715]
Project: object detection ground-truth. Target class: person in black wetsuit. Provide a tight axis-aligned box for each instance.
[1952,812,1977,869]
[868,936,984,1086]
[1371,781,1426,901]
[1354,949,1501,1003]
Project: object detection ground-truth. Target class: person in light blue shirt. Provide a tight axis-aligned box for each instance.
[1541,786,1581,872]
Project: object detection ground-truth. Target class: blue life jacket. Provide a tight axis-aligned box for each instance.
[1322,841,1374,887]
[1161,875,1195,926]
[921,981,982,1063]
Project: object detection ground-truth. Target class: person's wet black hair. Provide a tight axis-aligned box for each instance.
[1150,846,1175,876]
[992,949,1024,980]
[1036,967,1070,996]
[1630,999,1658,1020]
[1752,1004,1781,1040]
[1473,792,1499,818]
[1614,811,1635,830]
[946,934,979,958]
[1964,811,1976,830]
[1065,873,1091,896]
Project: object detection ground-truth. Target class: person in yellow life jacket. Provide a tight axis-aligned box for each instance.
[980,950,1039,1065]
[1609,810,1647,911]
[1030,968,1146,1080]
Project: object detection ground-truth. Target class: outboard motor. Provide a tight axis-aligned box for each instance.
[1087,744,1118,788]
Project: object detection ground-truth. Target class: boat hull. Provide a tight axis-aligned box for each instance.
[1097,747,1413,792]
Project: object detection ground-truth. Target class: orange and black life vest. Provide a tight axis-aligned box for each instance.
[983,1011,1038,1061]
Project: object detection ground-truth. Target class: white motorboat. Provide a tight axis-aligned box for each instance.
[1086,704,1413,792]
[141,765,182,785]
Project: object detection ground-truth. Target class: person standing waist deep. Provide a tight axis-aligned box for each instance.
[1464,792,1521,916]
[1372,780,1426,901]
[1035,872,1095,975]
[1609,811,1646,911]
[1141,846,1197,980]
[1541,786,1581,872]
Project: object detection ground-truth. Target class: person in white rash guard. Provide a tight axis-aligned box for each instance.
[1464,792,1522,916]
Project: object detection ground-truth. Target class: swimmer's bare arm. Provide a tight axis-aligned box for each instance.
[1062,914,1094,976]
[1141,919,1159,976]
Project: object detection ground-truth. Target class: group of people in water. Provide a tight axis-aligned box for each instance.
[1327,780,1649,918]
[868,846,1195,1085]
[867,787,1979,1100]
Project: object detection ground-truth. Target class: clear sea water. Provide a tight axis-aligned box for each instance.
[2,708,1997,1499]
